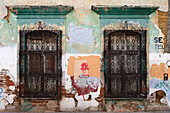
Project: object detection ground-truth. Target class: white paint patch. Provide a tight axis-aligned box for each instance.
[0,99,8,111]
[0,45,17,83]
[9,86,15,91]
[76,99,99,111]
[67,23,94,45]
[149,53,170,68]
[6,94,16,104]
[60,97,75,111]
[75,83,100,110]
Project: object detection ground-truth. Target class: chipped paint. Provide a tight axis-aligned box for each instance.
[101,21,145,31]
[0,69,16,111]
[21,100,34,112]
[68,23,94,45]
[66,9,100,54]
[0,0,170,112]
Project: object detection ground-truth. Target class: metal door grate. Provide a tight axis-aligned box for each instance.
[104,30,147,98]
[19,30,62,99]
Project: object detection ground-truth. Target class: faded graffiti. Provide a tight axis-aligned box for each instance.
[74,60,88,79]
[154,80,170,92]
[149,78,170,105]
[71,76,100,96]
[150,78,170,93]
[67,55,100,99]
[150,62,170,106]
[80,63,89,73]
[67,23,94,45]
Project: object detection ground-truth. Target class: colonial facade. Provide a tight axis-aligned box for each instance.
[0,0,169,112]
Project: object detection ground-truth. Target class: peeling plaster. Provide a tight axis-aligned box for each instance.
[66,9,100,54]
[150,63,170,80]
[0,69,16,111]
[68,23,94,45]
[0,0,169,112]
[0,46,17,82]
[150,11,165,53]
[67,55,101,78]
[18,22,64,31]
[149,53,170,107]
[101,21,145,31]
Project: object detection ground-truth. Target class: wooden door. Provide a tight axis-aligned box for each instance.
[104,30,147,98]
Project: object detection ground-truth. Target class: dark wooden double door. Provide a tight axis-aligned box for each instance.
[19,30,62,98]
[104,30,147,98]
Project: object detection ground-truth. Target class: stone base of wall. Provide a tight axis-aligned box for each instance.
[105,100,145,112]
[146,104,170,111]
[1,98,170,112]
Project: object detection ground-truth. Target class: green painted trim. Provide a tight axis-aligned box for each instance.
[100,15,149,19]
[16,15,66,19]
[10,5,74,15]
[92,5,158,15]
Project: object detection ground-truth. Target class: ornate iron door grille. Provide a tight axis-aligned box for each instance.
[104,30,147,98]
[19,30,62,99]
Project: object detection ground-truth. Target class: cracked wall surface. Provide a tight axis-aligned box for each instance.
[0,0,169,112]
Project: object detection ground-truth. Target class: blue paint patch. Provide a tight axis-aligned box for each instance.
[0,87,3,94]
[0,87,5,99]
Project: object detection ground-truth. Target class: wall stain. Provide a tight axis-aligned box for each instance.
[3,6,11,23]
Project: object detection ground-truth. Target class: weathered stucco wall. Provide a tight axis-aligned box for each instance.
[0,0,169,112]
